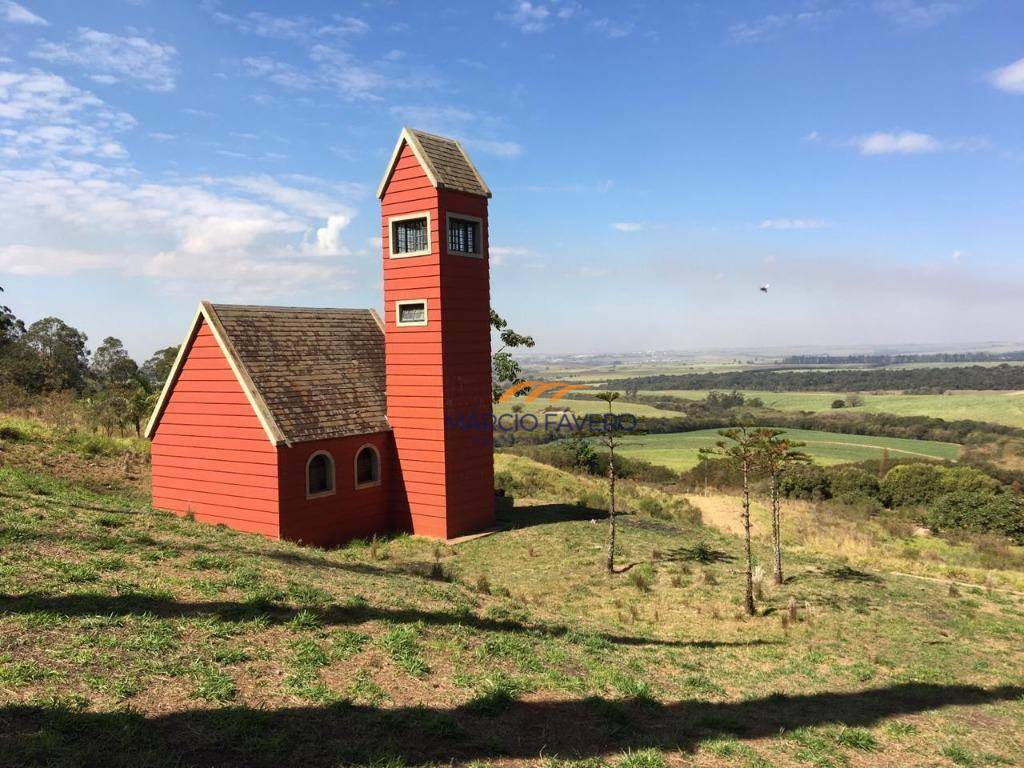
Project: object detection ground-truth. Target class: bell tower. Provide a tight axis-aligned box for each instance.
[377,128,495,539]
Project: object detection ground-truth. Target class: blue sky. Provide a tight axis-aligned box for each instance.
[0,0,1022,358]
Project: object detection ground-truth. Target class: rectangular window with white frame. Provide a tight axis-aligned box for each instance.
[446,213,482,257]
[395,299,428,327]
[389,212,431,257]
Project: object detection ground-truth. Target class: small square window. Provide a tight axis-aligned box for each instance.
[396,300,427,326]
[447,216,480,255]
[391,216,429,255]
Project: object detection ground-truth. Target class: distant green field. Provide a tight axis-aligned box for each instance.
[494,395,681,419]
[608,428,961,472]
[639,389,1024,429]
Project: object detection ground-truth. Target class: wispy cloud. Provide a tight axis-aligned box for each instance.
[31,28,178,92]
[872,0,963,28]
[759,218,830,230]
[989,57,1024,95]
[1,1,47,25]
[611,222,645,232]
[388,105,523,158]
[850,130,987,155]
[0,68,365,296]
[588,18,634,38]
[729,8,835,43]
[499,1,581,33]
[0,69,136,160]
[203,3,369,41]
[242,57,316,90]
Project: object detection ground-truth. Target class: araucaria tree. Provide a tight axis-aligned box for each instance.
[700,427,763,615]
[595,391,623,574]
[754,429,809,585]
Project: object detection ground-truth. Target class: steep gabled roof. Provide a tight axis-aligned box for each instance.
[145,302,388,446]
[377,126,491,199]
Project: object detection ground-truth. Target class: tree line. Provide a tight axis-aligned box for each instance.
[0,293,178,436]
[608,364,1024,393]
[781,351,1024,366]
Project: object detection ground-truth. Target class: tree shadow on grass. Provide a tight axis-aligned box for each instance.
[497,502,609,529]
[0,683,1019,767]
[822,566,884,584]
[0,592,771,650]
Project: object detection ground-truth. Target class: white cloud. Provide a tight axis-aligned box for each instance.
[729,9,834,43]
[0,66,361,297]
[242,57,316,90]
[499,1,582,33]
[853,130,942,155]
[148,132,175,141]
[31,28,178,92]
[872,0,962,28]
[462,138,524,158]
[588,17,634,38]
[759,218,830,230]
[0,244,121,274]
[850,130,989,155]
[1,1,47,25]
[205,5,368,41]
[952,250,965,263]
[0,168,360,294]
[0,70,135,160]
[989,57,1024,95]
[611,222,645,232]
[388,105,523,158]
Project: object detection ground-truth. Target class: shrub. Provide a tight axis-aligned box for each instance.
[829,467,882,505]
[779,463,831,501]
[882,463,1003,508]
[831,399,846,409]
[928,491,1024,544]
[881,464,946,508]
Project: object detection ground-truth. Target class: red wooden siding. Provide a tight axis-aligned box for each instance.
[151,319,281,538]
[439,188,495,537]
[277,432,392,547]
[382,141,447,537]
[381,141,495,539]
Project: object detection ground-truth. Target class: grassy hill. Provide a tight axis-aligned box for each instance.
[608,428,960,472]
[0,421,1022,767]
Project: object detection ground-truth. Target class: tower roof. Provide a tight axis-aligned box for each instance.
[377,127,491,199]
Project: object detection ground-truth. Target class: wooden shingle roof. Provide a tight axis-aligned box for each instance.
[377,127,491,199]
[145,302,388,445]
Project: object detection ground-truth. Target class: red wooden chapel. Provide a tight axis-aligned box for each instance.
[145,128,495,546]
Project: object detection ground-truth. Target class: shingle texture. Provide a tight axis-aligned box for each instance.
[210,304,388,443]
[410,129,490,198]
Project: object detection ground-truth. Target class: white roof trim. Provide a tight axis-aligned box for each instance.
[376,127,438,200]
[143,301,288,446]
[376,126,491,200]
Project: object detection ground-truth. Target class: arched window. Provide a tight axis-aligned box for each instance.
[306,451,335,498]
[355,445,381,488]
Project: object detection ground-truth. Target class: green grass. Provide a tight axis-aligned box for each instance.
[0,423,1021,767]
[606,427,960,471]
[640,389,1024,429]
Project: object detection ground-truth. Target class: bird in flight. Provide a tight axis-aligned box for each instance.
[760,284,770,293]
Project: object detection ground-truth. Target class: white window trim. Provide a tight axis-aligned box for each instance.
[445,212,484,258]
[305,450,336,500]
[354,444,382,489]
[395,299,429,327]
[388,211,432,258]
